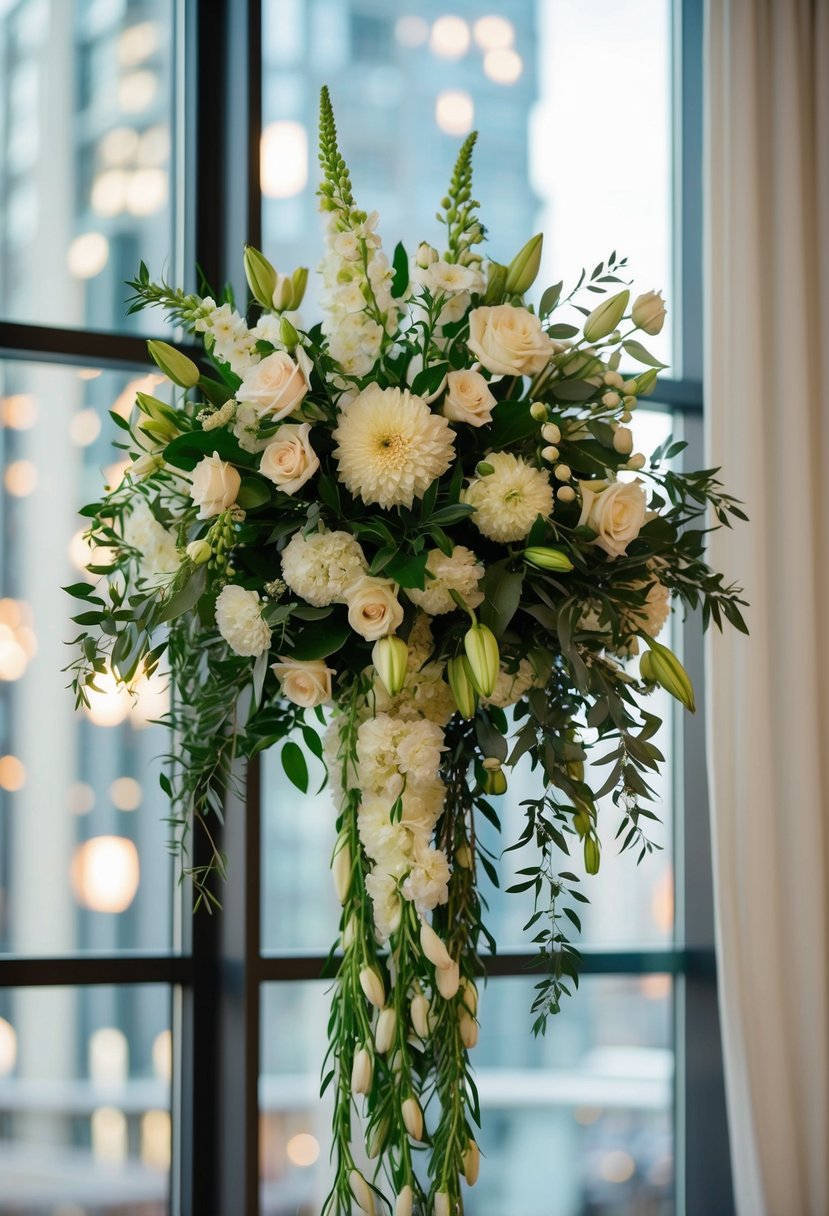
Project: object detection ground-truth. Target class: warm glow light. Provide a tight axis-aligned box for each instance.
[141,1109,171,1169]
[152,1029,172,1081]
[91,169,129,217]
[91,1106,128,1162]
[110,776,142,811]
[104,458,131,491]
[4,460,38,496]
[573,1104,603,1125]
[1,393,37,429]
[118,70,158,114]
[0,626,28,681]
[71,836,140,913]
[286,1132,320,1167]
[77,368,102,381]
[113,373,163,421]
[435,90,474,135]
[483,47,523,85]
[126,168,168,216]
[0,599,22,628]
[473,15,515,50]
[640,973,672,1001]
[118,21,160,67]
[68,782,96,815]
[82,669,132,727]
[430,15,471,59]
[261,121,308,199]
[651,867,674,933]
[69,408,102,447]
[99,126,139,166]
[0,1018,17,1076]
[395,15,429,46]
[129,669,170,728]
[0,755,25,791]
[67,232,109,279]
[137,125,170,167]
[599,1150,636,1184]
[89,1027,128,1083]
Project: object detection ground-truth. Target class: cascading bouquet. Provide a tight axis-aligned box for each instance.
[68,89,746,1214]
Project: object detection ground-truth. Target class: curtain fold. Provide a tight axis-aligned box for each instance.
[705,2,829,1213]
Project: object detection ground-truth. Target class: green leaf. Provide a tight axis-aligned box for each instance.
[539,281,563,318]
[550,379,596,402]
[236,477,272,510]
[487,400,537,449]
[384,550,429,590]
[623,339,667,369]
[546,323,580,339]
[156,565,207,624]
[426,502,475,527]
[288,616,350,661]
[281,741,308,793]
[163,429,250,471]
[411,361,449,398]
[391,240,409,298]
[479,562,524,636]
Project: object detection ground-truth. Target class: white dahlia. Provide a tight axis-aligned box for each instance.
[332,385,455,510]
[406,546,484,616]
[214,584,271,657]
[280,529,367,607]
[463,452,554,543]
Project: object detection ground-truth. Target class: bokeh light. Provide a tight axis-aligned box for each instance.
[473,14,515,50]
[110,776,142,811]
[71,836,140,913]
[261,121,308,199]
[430,15,471,59]
[67,232,109,279]
[0,755,26,791]
[286,1132,320,1167]
[435,90,474,136]
[483,47,523,84]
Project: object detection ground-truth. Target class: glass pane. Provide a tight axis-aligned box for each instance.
[260,0,673,365]
[0,0,175,334]
[0,359,173,954]
[260,976,674,1215]
[0,984,171,1214]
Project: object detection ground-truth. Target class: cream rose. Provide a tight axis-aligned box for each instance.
[578,479,648,559]
[442,369,496,428]
[467,304,554,376]
[345,576,404,641]
[235,348,311,420]
[272,657,334,707]
[189,451,241,519]
[259,423,319,495]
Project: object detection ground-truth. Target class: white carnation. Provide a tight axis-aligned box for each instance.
[463,452,553,543]
[406,546,484,615]
[214,584,272,657]
[396,719,446,784]
[122,499,180,581]
[402,844,451,914]
[280,529,367,607]
[364,868,403,942]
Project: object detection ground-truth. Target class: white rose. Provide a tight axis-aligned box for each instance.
[345,576,404,641]
[578,478,648,559]
[235,349,310,421]
[467,304,554,376]
[189,451,241,519]
[214,584,271,657]
[271,657,334,707]
[259,423,319,495]
[442,369,496,427]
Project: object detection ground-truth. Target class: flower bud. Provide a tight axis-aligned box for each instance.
[402,1096,424,1141]
[396,1186,414,1216]
[272,273,294,312]
[460,978,478,1017]
[331,834,352,904]
[541,421,561,443]
[583,289,630,343]
[603,370,624,388]
[342,916,356,949]
[375,1006,396,1053]
[481,756,501,772]
[186,539,211,565]
[484,261,508,305]
[541,445,560,463]
[447,656,478,719]
[135,391,180,427]
[434,1192,451,1216]
[416,242,438,269]
[279,315,300,349]
[349,1169,376,1214]
[554,464,572,482]
[631,289,667,335]
[420,922,453,970]
[463,623,499,698]
[243,245,277,309]
[483,767,507,796]
[613,426,633,455]
[505,232,543,295]
[475,461,495,477]
[639,651,655,683]
[411,993,431,1039]
[523,546,574,573]
[557,485,576,503]
[455,843,472,869]
[584,835,601,875]
[146,340,200,389]
[464,1138,481,1186]
[626,453,646,470]
[632,368,659,396]
[602,390,621,407]
[436,960,460,1000]
[366,1117,389,1160]
[359,966,385,1010]
[129,453,163,479]
[372,635,408,697]
[530,401,548,422]
[291,266,309,309]
[351,1047,373,1095]
[643,638,696,712]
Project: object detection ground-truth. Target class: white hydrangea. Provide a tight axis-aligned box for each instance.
[280,529,367,607]
[356,714,406,799]
[402,843,451,914]
[358,797,413,864]
[214,584,271,657]
[463,452,554,543]
[122,499,180,581]
[372,661,456,727]
[406,546,484,615]
[396,719,446,784]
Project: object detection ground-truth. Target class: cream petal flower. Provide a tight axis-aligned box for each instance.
[463,451,554,543]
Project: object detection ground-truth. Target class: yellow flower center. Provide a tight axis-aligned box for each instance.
[375,431,410,469]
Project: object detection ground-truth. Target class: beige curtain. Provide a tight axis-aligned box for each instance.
[705,2,829,1213]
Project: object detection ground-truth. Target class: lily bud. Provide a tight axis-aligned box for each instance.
[541,421,561,443]
[582,289,630,343]
[279,315,300,349]
[396,1186,414,1216]
[372,635,408,696]
[342,915,356,949]
[639,651,655,683]
[463,623,499,698]
[530,401,548,421]
[129,453,163,479]
[146,340,200,389]
[139,416,178,443]
[630,368,659,396]
[374,1007,396,1054]
[541,445,560,463]
[349,1169,376,1215]
[447,656,478,719]
[455,843,472,869]
[186,539,212,565]
[416,242,438,269]
[484,768,507,796]
[631,289,667,335]
[272,273,294,312]
[243,245,277,309]
[482,756,501,772]
[434,1192,451,1216]
[411,993,431,1039]
[420,922,453,970]
[464,1138,481,1186]
[643,638,696,712]
[331,834,352,904]
[460,978,478,1017]
[402,1096,424,1141]
[484,261,508,304]
[436,960,460,1000]
[291,266,309,309]
[584,835,601,875]
[367,1117,389,1159]
[523,546,574,572]
[359,966,385,1010]
[351,1047,373,1095]
[505,232,543,295]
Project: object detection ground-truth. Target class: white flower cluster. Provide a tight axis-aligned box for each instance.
[280,529,367,607]
[122,499,179,581]
[406,546,484,616]
[355,713,450,939]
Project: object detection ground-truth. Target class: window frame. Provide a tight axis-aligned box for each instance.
[0,2,732,1214]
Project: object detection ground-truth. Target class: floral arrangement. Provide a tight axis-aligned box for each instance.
[68,90,745,1215]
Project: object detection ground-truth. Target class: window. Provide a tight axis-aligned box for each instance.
[0,3,731,1215]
